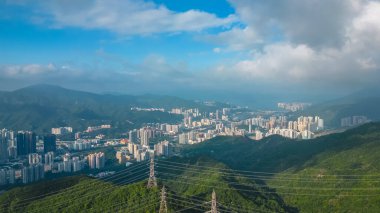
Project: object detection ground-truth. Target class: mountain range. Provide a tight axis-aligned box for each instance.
[0,84,225,134]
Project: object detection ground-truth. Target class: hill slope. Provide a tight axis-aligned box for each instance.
[0,157,294,212]
[183,122,380,212]
[0,84,221,133]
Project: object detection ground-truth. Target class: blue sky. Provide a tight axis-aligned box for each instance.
[0,0,380,106]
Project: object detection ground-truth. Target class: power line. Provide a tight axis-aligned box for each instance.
[159,176,380,197]
[156,162,380,182]
[23,169,149,213]
[90,196,160,213]
[157,170,380,191]
[157,159,380,177]
[172,194,271,213]
[0,162,148,209]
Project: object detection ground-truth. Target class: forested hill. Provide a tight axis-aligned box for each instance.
[183,122,380,212]
[0,84,224,133]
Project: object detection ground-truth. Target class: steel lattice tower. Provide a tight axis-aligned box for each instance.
[159,186,168,213]
[206,189,218,213]
[147,155,157,188]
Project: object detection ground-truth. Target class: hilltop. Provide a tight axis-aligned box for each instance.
[0,84,225,134]
[184,122,380,212]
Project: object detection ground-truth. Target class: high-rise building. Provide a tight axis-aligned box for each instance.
[155,140,171,157]
[16,131,36,156]
[8,146,17,159]
[44,152,54,165]
[95,153,105,169]
[63,160,72,172]
[128,130,137,143]
[9,168,15,184]
[62,154,72,172]
[128,142,134,155]
[88,152,105,169]
[141,130,149,146]
[43,134,56,153]
[116,151,126,164]
[0,132,9,163]
[22,166,29,184]
[178,133,188,145]
[51,127,73,135]
[21,164,44,184]
[0,169,7,185]
[29,153,42,165]
[72,157,82,172]
[33,163,45,181]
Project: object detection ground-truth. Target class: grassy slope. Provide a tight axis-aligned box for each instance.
[267,127,380,212]
[0,157,292,213]
[158,157,294,212]
[184,122,380,212]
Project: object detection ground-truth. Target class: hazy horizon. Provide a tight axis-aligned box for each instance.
[1,0,380,105]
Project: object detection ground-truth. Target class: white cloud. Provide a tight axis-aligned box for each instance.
[228,0,363,48]
[213,48,221,53]
[203,27,261,51]
[2,63,57,76]
[19,0,237,35]
[207,0,380,92]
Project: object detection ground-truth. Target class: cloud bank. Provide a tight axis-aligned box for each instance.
[1,0,380,103]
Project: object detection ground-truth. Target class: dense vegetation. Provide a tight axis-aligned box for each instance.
[0,84,225,134]
[184,122,380,212]
[0,157,292,212]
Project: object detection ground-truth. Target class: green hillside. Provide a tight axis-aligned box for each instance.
[183,122,380,212]
[0,84,223,133]
[0,157,292,213]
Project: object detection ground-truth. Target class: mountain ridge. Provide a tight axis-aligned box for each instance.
[0,84,220,134]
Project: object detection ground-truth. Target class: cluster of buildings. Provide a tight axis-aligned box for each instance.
[277,102,312,112]
[260,116,324,139]
[51,127,73,135]
[0,126,111,186]
[0,105,336,187]
[128,124,180,146]
[131,107,165,112]
[115,139,172,165]
[341,116,370,127]
[88,152,105,169]
[85,125,111,133]
[66,139,95,151]
[116,144,149,164]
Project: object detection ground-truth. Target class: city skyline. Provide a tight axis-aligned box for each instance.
[1,0,379,104]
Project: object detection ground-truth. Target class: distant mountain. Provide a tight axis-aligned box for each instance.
[0,84,222,134]
[294,89,380,127]
[184,122,380,212]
